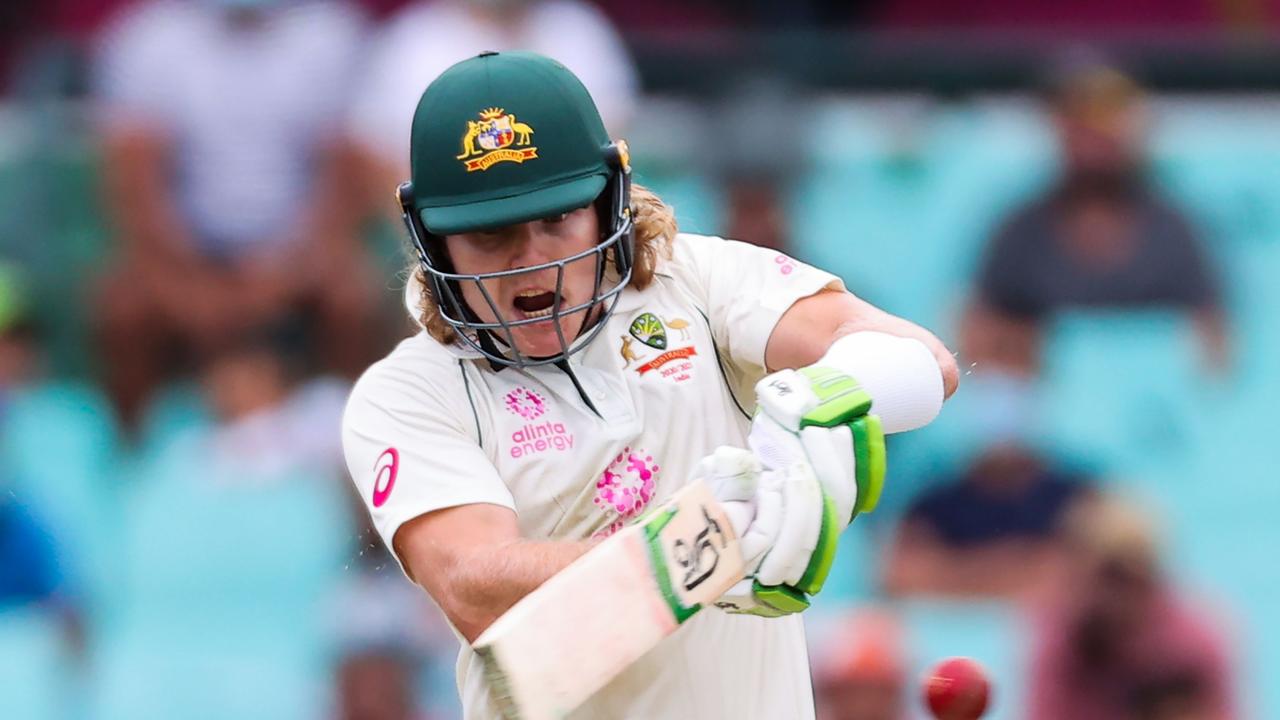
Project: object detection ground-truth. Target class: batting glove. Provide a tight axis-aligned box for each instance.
[726,365,887,616]
[693,446,826,618]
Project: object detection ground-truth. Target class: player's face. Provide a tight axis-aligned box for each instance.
[445,206,601,358]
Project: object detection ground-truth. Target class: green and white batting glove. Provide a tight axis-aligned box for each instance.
[722,365,887,617]
[692,446,824,618]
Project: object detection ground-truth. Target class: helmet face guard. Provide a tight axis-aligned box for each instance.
[397,142,635,368]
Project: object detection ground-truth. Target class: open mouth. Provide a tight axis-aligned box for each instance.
[512,289,558,320]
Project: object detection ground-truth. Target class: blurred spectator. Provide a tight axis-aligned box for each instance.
[884,443,1092,598]
[812,609,907,720]
[0,263,84,655]
[960,60,1228,377]
[715,76,803,252]
[873,0,1216,33]
[0,496,64,608]
[1029,496,1238,720]
[92,0,387,431]
[330,544,458,720]
[337,648,424,720]
[884,375,1094,598]
[0,263,41,386]
[347,0,638,187]
[85,328,354,718]
[198,326,349,475]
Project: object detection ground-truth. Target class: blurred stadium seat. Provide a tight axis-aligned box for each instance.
[811,521,880,607]
[635,170,724,238]
[0,105,108,379]
[0,605,73,719]
[1,382,121,608]
[87,430,353,720]
[1037,311,1204,487]
[790,98,1054,335]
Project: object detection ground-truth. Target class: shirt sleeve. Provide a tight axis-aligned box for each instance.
[341,360,514,564]
[671,234,844,375]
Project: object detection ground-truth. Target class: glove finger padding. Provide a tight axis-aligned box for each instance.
[798,424,857,524]
[738,479,782,572]
[716,464,840,618]
[696,446,761,540]
[754,463,839,595]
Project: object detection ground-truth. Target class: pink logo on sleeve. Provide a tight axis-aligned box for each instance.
[593,447,660,536]
[774,253,796,275]
[504,387,546,420]
[371,448,399,508]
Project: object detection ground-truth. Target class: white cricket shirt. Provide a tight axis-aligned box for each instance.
[342,233,841,719]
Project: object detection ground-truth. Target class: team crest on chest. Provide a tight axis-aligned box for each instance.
[628,312,667,349]
[621,311,697,383]
[456,108,538,172]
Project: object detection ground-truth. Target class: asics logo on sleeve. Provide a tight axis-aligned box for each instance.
[372,448,399,508]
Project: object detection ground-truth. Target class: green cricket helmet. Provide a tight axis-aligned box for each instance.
[396,51,634,367]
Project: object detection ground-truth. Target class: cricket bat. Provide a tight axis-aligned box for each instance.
[473,479,745,720]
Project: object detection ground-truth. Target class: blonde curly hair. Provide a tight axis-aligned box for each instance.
[411,183,676,344]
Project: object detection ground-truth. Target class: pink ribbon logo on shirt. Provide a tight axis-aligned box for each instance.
[372,447,399,508]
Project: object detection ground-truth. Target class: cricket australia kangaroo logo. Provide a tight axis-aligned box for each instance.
[456,107,537,172]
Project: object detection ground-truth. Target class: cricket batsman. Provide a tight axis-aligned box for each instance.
[342,50,959,719]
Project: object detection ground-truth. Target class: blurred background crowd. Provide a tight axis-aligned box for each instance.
[2,0,1279,718]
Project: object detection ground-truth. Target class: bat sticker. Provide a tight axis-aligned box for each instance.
[672,506,729,592]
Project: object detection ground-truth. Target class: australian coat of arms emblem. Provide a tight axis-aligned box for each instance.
[456,107,537,172]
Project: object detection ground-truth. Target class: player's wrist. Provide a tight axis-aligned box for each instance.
[815,330,945,434]
[751,366,887,519]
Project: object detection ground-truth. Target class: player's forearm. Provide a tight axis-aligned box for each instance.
[829,308,959,400]
[429,538,595,643]
[767,291,959,414]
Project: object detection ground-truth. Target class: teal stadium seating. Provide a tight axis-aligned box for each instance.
[790,99,1055,334]
[87,425,353,720]
[1,382,122,612]
[0,605,73,719]
[791,99,1280,718]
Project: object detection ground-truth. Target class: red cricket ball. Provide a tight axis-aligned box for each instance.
[923,657,991,720]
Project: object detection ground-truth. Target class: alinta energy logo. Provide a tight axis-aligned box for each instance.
[505,386,574,459]
[593,447,660,537]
